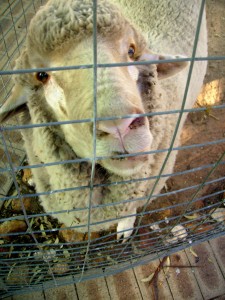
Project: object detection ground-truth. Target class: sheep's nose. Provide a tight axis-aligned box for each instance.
[97,116,146,139]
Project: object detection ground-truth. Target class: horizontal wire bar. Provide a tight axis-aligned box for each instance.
[1,224,223,264]
[2,193,223,249]
[1,225,224,266]
[1,103,225,132]
[1,223,223,262]
[2,228,224,288]
[1,162,224,214]
[1,158,225,204]
[1,190,224,239]
[0,136,224,176]
[1,237,223,272]
[1,55,225,76]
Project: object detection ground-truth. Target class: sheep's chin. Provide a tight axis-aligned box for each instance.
[101,154,149,177]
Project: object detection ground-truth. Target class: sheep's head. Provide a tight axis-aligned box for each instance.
[0,0,188,177]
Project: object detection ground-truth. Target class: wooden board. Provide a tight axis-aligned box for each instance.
[185,241,225,299]
[134,259,173,300]
[76,277,110,300]
[209,236,225,278]
[44,284,78,300]
[166,250,203,300]
[13,291,45,300]
[6,238,225,300]
[106,269,143,300]
[44,276,78,300]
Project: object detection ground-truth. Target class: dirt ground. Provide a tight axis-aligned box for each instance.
[142,0,225,226]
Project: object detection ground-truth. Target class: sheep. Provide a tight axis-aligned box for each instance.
[0,0,207,241]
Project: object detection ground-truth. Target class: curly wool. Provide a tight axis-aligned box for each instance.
[27,0,127,54]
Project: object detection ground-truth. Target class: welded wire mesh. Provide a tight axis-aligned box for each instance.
[0,0,225,298]
[0,0,47,200]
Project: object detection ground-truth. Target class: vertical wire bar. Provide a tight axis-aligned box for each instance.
[78,0,98,282]
[169,150,225,235]
[0,17,12,99]
[8,1,20,55]
[31,0,37,12]
[117,0,207,258]
[0,131,37,241]
[189,151,225,203]
[1,129,20,177]
[139,0,207,225]
[20,0,28,34]
[0,130,57,286]
[0,74,13,101]
[0,74,9,101]
[0,25,13,71]
[141,151,225,248]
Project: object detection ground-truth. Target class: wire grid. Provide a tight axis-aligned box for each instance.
[0,0,47,202]
[0,0,225,298]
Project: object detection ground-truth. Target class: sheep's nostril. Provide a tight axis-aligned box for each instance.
[96,130,110,138]
[129,117,145,130]
[96,115,146,139]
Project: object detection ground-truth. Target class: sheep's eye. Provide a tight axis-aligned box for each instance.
[36,72,49,84]
[128,45,135,59]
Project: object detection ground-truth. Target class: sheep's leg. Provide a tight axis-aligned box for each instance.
[117,208,136,242]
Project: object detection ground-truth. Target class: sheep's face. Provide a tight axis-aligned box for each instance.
[0,12,188,178]
[31,33,154,177]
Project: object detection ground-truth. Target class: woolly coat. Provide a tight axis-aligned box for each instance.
[1,0,207,233]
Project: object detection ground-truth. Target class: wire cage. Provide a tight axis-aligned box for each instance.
[0,0,225,298]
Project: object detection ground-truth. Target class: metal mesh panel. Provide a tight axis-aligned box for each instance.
[0,0,225,298]
[0,0,46,198]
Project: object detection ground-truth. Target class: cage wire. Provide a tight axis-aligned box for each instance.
[0,0,225,298]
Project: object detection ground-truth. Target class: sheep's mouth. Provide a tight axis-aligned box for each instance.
[111,154,144,161]
[102,153,149,176]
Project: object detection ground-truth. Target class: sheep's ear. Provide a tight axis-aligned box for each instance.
[139,53,189,80]
[0,84,28,123]
[156,54,189,79]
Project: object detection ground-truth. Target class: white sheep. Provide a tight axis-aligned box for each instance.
[0,0,207,240]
